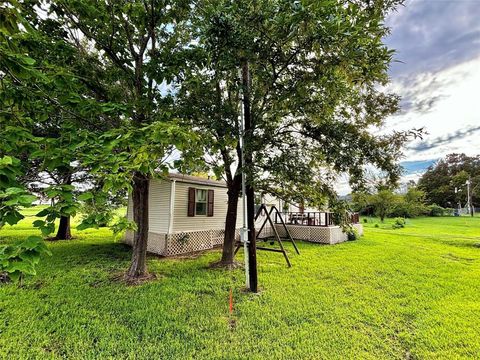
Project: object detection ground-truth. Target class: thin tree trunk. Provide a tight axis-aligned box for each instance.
[127,173,149,279]
[221,180,241,264]
[55,215,72,240]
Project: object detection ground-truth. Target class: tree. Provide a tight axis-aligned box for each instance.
[25,0,200,281]
[0,3,85,237]
[352,192,374,215]
[179,0,420,266]
[3,0,198,280]
[3,1,123,241]
[403,186,427,217]
[370,189,398,222]
[0,4,78,281]
[418,153,480,208]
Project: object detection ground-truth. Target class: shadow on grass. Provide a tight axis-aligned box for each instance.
[46,239,132,268]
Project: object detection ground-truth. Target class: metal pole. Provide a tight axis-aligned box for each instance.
[241,61,258,293]
[467,179,473,217]
[238,69,249,289]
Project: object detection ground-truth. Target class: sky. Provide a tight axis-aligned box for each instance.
[338,0,480,194]
[384,0,480,173]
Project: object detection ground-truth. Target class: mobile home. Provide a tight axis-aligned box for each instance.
[125,173,243,256]
[124,174,362,256]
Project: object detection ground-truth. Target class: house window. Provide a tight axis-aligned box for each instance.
[188,187,214,217]
[195,189,208,215]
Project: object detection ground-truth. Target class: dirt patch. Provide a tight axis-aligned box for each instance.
[110,271,158,286]
[208,260,243,270]
[228,317,237,331]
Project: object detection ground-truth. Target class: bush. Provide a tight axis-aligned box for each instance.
[389,202,410,218]
[374,223,379,228]
[427,204,446,217]
[392,217,405,229]
[347,228,359,241]
[363,218,368,223]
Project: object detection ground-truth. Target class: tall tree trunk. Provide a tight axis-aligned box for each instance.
[53,173,72,240]
[127,173,150,279]
[55,215,72,240]
[221,179,241,264]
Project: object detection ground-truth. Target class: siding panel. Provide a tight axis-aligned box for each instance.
[149,180,171,233]
[126,179,171,234]
[172,182,243,232]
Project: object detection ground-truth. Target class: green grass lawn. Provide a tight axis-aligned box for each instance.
[1,212,480,359]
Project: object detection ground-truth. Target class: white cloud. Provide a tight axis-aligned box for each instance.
[386,57,480,161]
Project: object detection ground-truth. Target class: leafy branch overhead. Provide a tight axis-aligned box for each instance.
[0,236,52,283]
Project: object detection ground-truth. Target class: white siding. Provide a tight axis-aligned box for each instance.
[149,180,171,233]
[126,179,171,234]
[172,181,243,232]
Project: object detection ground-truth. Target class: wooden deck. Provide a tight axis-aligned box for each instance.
[273,211,360,227]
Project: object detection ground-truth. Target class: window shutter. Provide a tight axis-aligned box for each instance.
[188,187,196,217]
[207,189,214,217]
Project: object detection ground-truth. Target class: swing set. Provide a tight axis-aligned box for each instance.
[235,204,300,267]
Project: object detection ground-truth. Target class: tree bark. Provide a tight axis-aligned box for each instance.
[53,173,72,240]
[221,177,241,264]
[127,173,150,279]
[55,215,72,240]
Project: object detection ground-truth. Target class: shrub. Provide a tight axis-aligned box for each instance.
[374,223,379,228]
[428,204,446,217]
[347,228,359,241]
[392,217,405,229]
[363,218,368,223]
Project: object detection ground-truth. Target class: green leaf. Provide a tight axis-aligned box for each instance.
[40,222,55,236]
[18,194,37,206]
[0,156,13,166]
[5,187,25,195]
[32,220,45,228]
[4,211,24,226]
[36,208,51,217]
[5,260,36,276]
[78,192,93,201]
[20,236,44,250]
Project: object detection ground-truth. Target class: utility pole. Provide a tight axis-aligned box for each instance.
[466,179,474,217]
[241,60,258,292]
[455,187,461,216]
[238,69,249,289]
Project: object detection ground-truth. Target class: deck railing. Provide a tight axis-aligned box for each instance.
[274,212,360,227]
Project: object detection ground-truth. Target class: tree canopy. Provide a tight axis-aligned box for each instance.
[2,0,200,280]
[418,153,479,208]
[177,0,420,264]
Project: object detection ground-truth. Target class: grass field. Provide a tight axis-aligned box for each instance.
[1,211,480,359]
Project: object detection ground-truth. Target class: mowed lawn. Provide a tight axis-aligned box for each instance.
[1,211,480,359]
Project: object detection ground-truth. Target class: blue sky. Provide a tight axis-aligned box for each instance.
[385,0,480,177]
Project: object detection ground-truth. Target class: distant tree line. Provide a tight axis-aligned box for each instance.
[352,153,479,221]
[351,186,446,222]
[418,153,479,209]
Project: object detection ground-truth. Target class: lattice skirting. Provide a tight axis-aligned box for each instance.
[124,230,167,254]
[124,229,240,256]
[123,224,363,255]
[271,224,363,244]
